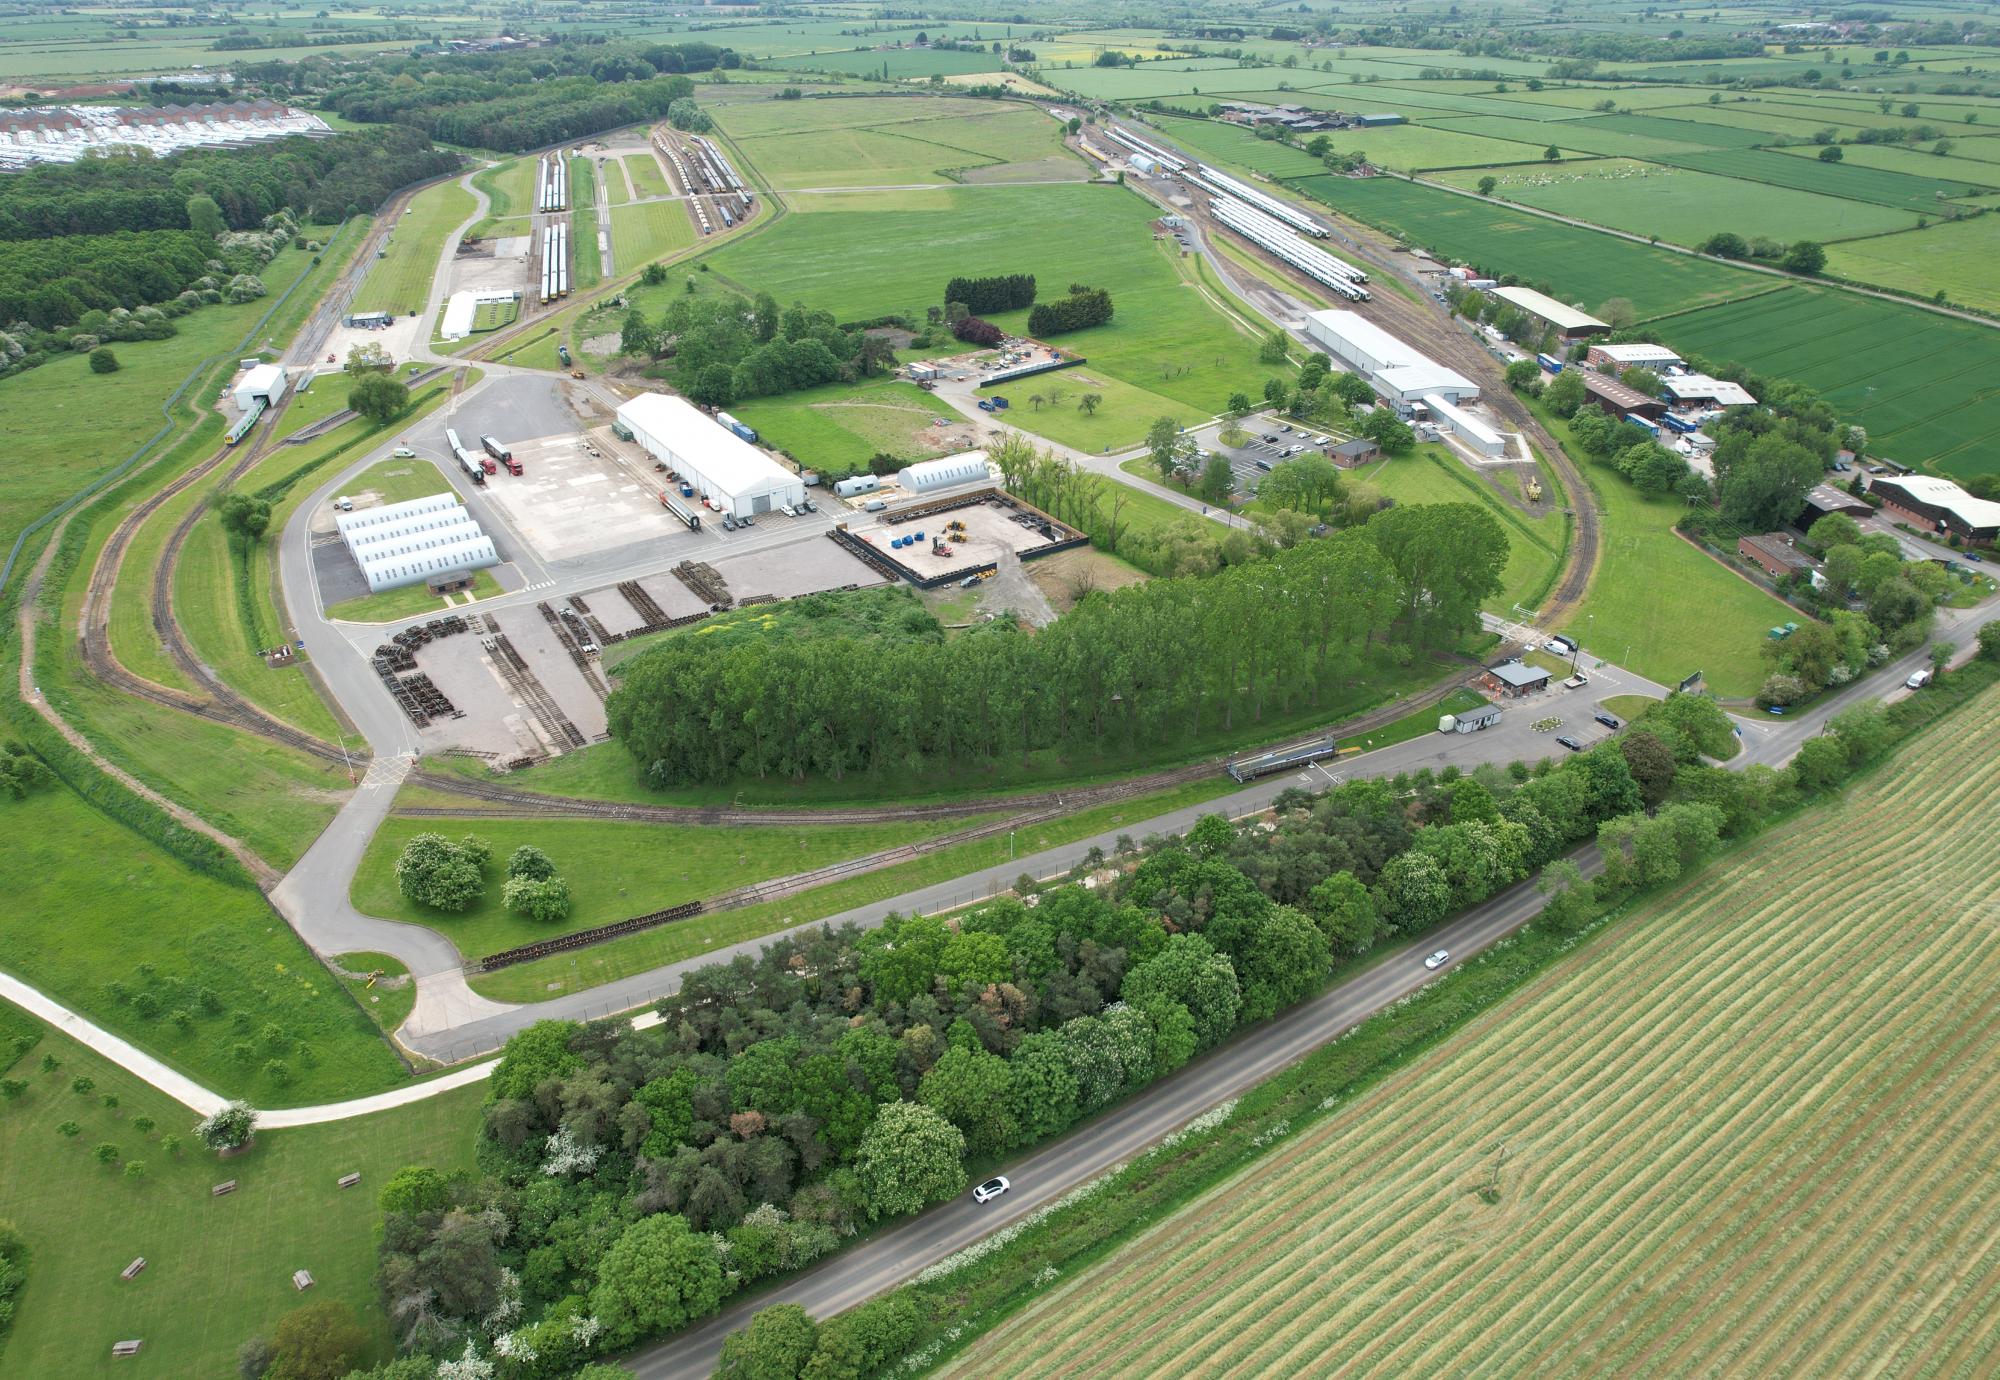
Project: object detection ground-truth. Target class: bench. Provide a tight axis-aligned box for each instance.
[211,1180,237,1197]
[337,1172,361,1190]
[120,1257,146,1281]
[292,1269,314,1292]
[112,1341,142,1357]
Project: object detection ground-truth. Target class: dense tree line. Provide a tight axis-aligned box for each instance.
[0,126,459,240]
[608,508,1505,785]
[944,274,1036,315]
[0,230,211,330]
[317,41,728,152]
[354,720,1694,1377]
[1026,282,1114,337]
[621,290,895,409]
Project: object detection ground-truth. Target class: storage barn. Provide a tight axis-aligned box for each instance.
[1662,374,1757,408]
[1579,371,1667,422]
[1489,286,1609,341]
[1303,310,1478,404]
[615,394,806,519]
[1870,475,2000,546]
[898,456,990,494]
[335,493,499,593]
[1586,342,1681,371]
[234,363,289,413]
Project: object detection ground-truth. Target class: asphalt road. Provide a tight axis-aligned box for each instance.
[626,844,1607,1380]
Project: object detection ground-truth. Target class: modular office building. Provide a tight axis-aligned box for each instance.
[615,394,805,519]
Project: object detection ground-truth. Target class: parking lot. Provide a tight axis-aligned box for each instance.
[474,428,692,565]
[1187,413,1350,496]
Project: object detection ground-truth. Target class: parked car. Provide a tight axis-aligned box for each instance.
[1563,673,1589,689]
[721,513,737,530]
[1594,712,1622,730]
[392,445,416,458]
[973,1176,1010,1204]
[1555,735,1584,751]
[738,513,754,527]
[1261,434,1280,444]
[1966,551,1985,563]
[779,504,796,517]
[1906,667,1933,690]
[1423,950,1451,970]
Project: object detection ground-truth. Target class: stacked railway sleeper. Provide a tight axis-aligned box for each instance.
[373,616,472,728]
[538,600,610,698]
[616,580,669,626]
[670,561,730,609]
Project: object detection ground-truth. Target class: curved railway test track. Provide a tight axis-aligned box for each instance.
[1107,121,1601,627]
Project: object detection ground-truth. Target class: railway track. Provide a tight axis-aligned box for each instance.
[1117,129,1600,628]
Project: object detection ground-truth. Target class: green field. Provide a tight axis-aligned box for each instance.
[1772,139,2000,191]
[608,198,698,269]
[569,156,603,287]
[729,376,957,476]
[624,150,674,199]
[1287,175,1762,318]
[1559,460,1791,699]
[469,155,535,236]
[763,46,1004,79]
[1436,159,1919,245]
[352,808,984,964]
[0,1021,478,1378]
[1657,287,2000,479]
[324,569,500,624]
[1825,215,2000,314]
[719,96,1076,188]
[0,786,405,1104]
[941,682,2000,1379]
[1656,146,1994,213]
[351,178,473,317]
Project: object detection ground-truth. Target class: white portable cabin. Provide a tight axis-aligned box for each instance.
[614,394,805,519]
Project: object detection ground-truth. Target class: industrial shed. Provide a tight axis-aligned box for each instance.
[1586,342,1681,371]
[1579,371,1667,422]
[615,394,805,519]
[1421,393,1506,456]
[1870,475,2000,546]
[336,493,498,593]
[898,456,991,494]
[1303,311,1478,404]
[1663,374,1757,408]
[234,363,289,413]
[1489,286,1609,341]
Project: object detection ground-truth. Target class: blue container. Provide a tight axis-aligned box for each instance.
[914,531,924,541]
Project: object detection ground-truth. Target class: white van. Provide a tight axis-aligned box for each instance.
[1906,667,1933,690]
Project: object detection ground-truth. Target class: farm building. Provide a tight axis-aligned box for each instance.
[1355,113,1405,127]
[1303,310,1478,404]
[1586,343,1682,371]
[335,493,498,593]
[1481,660,1550,697]
[898,456,991,493]
[1869,475,2000,546]
[1739,532,1819,581]
[1422,393,1506,456]
[615,394,806,519]
[1490,286,1609,341]
[233,363,289,413]
[1579,371,1666,422]
[1328,437,1380,469]
[1663,374,1757,408]
[1800,484,1872,524]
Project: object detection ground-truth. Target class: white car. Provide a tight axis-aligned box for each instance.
[779,503,797,517]
[972,1176,1010,1204]
[392,445,416,458]
[1424,950,1451,970]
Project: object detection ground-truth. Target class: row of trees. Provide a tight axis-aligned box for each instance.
[364,677,1878,1378]
[608,504,1505,785]
[1025,282,1114,337]
[0,126,459,241]
[944,274,1035,315]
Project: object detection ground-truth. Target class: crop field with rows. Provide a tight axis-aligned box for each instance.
[1658,287,2000,478]
[942,681,2000,1380]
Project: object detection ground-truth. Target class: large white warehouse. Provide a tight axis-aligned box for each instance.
[615,394,805,519]
[335,492,499,594]
[1303,310,1477,404]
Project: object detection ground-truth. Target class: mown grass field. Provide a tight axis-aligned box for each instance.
[1825,214,2000,315]
[0,787,405,1104]
[729,376,955,475]
[0,1022,478,1379]
[351,178,473,317]
[720,96,1074,188]
[762,45,1004,80]
[569,155,602,287]
[625,150,674,199]
[703,177,1273,431]
[608,197,698,269]
[943,679,2000,1379]
[351,808,986,964]
[1656,146,1994,213]
[469,155,534,236]
[1657,286,2000,479]
[1359,449,1564,616]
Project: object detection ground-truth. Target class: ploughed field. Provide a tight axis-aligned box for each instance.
[942,681,2000,1378]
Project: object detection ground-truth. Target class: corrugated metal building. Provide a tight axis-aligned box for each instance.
[898,456,990,493]
[1303,310,1478,403]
